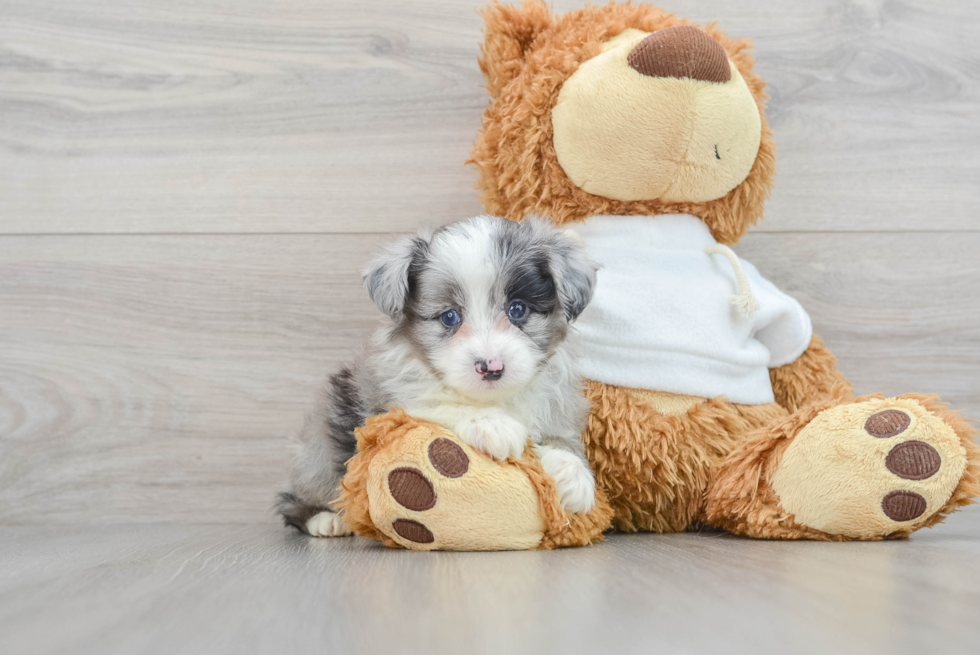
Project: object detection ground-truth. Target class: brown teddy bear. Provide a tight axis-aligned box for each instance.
[338,0,980,549]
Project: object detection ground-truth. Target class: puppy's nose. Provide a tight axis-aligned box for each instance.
[475,359,504,382]
[627,25,731,83]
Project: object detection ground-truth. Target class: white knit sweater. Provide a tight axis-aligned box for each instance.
[569,214,812,405]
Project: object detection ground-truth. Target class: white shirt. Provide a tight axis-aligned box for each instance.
[570,214,812,405]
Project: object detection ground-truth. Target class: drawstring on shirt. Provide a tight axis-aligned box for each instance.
[704,244,760,318]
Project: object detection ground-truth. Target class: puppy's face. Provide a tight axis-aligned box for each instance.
[365,216,597,400]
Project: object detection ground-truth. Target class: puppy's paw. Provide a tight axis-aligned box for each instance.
[455,410,528,461]
[538,447,596,514]
[305,510,352,538]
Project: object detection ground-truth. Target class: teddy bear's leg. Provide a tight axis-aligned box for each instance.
[336,411,613,551]
[704,394,980,540]
[582,380,790,533]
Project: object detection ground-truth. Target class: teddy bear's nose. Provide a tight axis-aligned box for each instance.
[627,25,731,83]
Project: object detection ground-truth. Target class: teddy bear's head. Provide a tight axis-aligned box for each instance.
[470,1,776,244]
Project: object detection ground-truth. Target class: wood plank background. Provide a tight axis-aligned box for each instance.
[1,0,978,524]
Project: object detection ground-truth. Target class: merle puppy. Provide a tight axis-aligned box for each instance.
[277,215,599,537]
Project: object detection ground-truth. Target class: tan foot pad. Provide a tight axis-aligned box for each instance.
[771,398,968,539]
[338,411,613,551]
[367,424,547,551]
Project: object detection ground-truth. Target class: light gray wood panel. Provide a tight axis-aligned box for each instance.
[0,231,977,524]
[2,0,978,234]
[737,231,980,410]
[0,234,387,524]
[0,0,486,234]
[2,512,980,655]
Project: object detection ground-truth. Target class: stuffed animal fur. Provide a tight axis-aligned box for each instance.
[337,1,980,549]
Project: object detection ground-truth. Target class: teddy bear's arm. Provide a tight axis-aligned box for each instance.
[769,334,854,413]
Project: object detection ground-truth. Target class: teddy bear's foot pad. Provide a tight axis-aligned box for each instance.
[382,439,469,544]
[867,409,948,521]
[771,398,968,539]
[391,518,434,544]
[366,429,546,550]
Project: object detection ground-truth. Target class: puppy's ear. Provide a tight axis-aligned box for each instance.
[363,231,431,319]
[523,217,597,322]
[550,233,597,322]
[479,0,552,98]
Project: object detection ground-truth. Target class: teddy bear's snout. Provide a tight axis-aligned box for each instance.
[627,25,731,84]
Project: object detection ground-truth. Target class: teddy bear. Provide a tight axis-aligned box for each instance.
[336,0,980,550]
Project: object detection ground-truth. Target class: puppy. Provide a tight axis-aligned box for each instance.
[276,215,599,537]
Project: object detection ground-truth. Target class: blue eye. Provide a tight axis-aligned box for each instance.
[508,301,528,321]
[440,309,461,327]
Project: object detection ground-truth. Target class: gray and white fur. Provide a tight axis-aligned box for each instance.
[276,215,598,537]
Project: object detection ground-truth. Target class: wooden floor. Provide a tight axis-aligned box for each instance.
[2,0,980,652]
[3,510,980,655]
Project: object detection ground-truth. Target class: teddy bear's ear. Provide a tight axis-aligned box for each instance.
[479,0,552,98]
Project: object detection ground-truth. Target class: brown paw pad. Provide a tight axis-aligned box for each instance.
[388,467,436,511]
[864,409,910,438]
[885,441,942,481]
[881,490,928,522]
[392,519,434,544]
[428,438,469,478]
